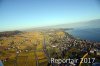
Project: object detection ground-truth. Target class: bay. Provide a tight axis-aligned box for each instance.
[66,28,100,42]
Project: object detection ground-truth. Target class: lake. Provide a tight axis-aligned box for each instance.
[0,60,3,66]
[66,28,100,42]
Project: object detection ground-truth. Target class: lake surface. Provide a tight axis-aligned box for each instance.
[66,28,100,42]
[0,60,3,66]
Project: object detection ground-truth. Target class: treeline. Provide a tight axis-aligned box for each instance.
[0,30,22,37]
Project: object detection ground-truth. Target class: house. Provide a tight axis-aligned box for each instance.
[97,50,100,56]
[90,48,100,56]
[90,48,98,53]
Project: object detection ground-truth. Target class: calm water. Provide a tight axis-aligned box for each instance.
[66,28,100,42]
[0,60,3,66]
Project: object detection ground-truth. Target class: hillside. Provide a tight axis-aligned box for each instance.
[0,31,22,37]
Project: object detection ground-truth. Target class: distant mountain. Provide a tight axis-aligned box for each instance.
[50,19,100,29]
[24,19,100,31]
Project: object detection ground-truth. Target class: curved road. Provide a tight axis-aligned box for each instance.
[79,53,88,66]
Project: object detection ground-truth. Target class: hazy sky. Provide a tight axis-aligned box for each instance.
[0,0,100,31]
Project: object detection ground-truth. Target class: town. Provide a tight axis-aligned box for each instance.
[0,29,100,66]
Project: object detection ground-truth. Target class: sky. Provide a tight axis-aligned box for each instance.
[0,0,100,31]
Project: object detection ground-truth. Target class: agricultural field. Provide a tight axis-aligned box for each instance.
[0,30,67,66]
[0,29,100,66]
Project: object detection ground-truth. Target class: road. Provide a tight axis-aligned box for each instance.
[79,53,88,66]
